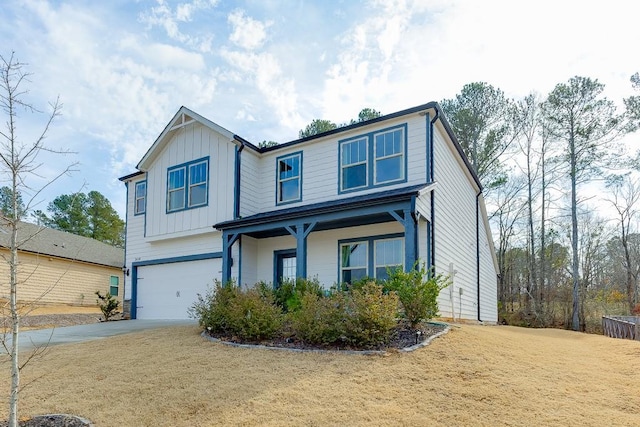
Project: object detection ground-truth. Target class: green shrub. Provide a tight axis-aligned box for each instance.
[188,280,239,333]
[384,263,450,327]
[274,277,323,313]
[290,292,349,344]
[226,286,283,340]
[95,291,120,321]
[346,281,399,347]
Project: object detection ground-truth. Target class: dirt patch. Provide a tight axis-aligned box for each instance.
[1,324,639,426]
[0,303,104,331]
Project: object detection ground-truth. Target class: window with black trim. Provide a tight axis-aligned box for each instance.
[339,125,406,193]
[134,181,146,215]
[167,157,209,213]
[277,152,302,204]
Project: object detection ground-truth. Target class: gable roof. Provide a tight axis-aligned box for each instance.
[120,102,481,191]
[136,106,243,171]
[0,221,123,268]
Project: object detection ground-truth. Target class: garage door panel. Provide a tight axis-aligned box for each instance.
[136,259,221,320]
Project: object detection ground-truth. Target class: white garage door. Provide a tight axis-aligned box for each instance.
[136,258,221,320]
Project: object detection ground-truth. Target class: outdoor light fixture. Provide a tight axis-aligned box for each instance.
[122,266,130,276]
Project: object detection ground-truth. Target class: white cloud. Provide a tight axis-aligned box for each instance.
[227,10,272,50]
[139,0,218,53]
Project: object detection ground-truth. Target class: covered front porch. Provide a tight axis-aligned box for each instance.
[215,184,432,285]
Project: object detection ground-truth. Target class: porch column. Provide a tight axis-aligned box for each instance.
[389,208,418,272]
[222,231,240,284]
[284,222,317,278]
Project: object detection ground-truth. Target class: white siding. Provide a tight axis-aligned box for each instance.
[252,222,403,287]
[432,123,483,321]
[123,176,222,300]
[239,150,260,218]
[240,115,429,217]
[144,122,235,239]
[478,197,498,322]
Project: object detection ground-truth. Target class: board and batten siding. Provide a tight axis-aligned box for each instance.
[240,115,429,217]
[0,249,124,306]
[123,175,225,301]
[144,122,235,239]
[432,122,482,321]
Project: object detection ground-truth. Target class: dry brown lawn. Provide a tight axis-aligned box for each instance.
[1,324,639,426]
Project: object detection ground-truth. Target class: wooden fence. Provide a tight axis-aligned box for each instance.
[602,316,640,340]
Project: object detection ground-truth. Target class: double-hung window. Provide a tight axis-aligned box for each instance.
[339,235,404,284]
[374,238,403,280]
[374,128,404,184]
[341,137,368,191]
[277,152,302,204]
[167,157,209,213]
[339,125,406,193]
[340,241,368,283]
[110,275,119,296]
[134,181,146,215]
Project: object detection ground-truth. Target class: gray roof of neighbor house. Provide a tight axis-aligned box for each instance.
[0,221,123,268]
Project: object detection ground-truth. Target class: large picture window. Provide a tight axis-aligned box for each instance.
[339,125,406,193]
[277,152,302,204]
[167,157,209,213]
[339,235,404,284]
[134,181,146,215]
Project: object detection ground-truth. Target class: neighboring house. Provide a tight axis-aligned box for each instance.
[0,220,124,307]
[120,103,498,322]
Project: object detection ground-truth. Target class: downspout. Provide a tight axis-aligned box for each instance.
[122,180,129,316]
[429,107,439,270]
[476,191,481,322]
[234,140,246,219]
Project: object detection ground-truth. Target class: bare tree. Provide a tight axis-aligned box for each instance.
[543,76,629,331]
[604,175,640,312]
[0,52,75,427]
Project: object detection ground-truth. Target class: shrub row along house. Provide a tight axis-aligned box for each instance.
[0,220,124,307]
[119,102,498,322]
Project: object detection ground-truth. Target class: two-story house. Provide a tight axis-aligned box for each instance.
[120,102,498,322]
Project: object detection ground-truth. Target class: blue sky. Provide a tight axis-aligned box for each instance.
[1,0,639,218]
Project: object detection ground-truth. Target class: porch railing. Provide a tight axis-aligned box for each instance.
[602,316,640,341]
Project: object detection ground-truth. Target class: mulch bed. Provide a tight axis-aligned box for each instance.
[0,414,93,427]
[206,321,448,352]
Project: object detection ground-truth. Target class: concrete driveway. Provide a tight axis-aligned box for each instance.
[1,319,197,354]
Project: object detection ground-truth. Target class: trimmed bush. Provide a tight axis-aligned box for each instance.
[385,263,450,328]
[188,280,239,334]
[290,291,349,344]
[346,281,399,347]
[274,277,323,313]
[227,286,283,340]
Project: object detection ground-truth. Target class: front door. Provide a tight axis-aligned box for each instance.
[275,249,297,285]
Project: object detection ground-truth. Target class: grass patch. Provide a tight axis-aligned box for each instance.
[0,325,639,426]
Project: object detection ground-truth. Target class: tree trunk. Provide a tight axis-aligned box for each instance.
[570,129,580,331]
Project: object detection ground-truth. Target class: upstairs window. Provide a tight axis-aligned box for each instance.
[339,124,406,193]
[277,152,302,204]
[374,128,404,184]
[167,157,209,213]
[341,137,368,191]
[134,181,146,215]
